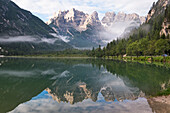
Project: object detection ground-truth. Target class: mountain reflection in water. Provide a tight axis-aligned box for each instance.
[0,58,169,113]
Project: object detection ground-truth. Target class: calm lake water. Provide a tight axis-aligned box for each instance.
[0,58,169,113]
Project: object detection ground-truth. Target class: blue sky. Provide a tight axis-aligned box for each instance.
[12,0,158,22]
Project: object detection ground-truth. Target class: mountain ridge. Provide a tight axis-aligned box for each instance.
[0,0,72,55]
[47,8,146,48]
[0,0,54,37]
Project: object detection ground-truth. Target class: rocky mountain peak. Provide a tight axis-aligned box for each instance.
[106,12,116,16]
[47,8,147,48]
[102,11,145,26]
[65,9,76,21]
[114,11,127,22]
[84,11,101,27]
[102,12,116,26]
[71,8,76,12]
[47,9,101,33]
[91,11,99,20]
[117,11,126,15]
[127,13,139,19]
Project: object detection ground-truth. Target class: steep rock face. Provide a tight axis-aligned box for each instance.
[102,12,116,26]
[47,9,103,48]
[160,19,170,37]
[160,2,170,37]
[47,9,102,35]
[47,8,88,34]
[146,0,170,22]
[48,9,146,48]
[146,0,170,37]
[85,11,101,27]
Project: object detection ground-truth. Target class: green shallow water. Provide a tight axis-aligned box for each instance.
[0,58,169,113]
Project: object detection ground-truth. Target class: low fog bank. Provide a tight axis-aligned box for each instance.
[72,45,93,50]
[122,24,151,39]
[0,36,59,44]
[99,20,143,43]
[50,33,70,43]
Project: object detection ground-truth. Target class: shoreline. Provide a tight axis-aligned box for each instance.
[147,95,170,112]
[148,95,170,105]
[3,56,170,63]
[102,56,170,63]
[4,56,92,59]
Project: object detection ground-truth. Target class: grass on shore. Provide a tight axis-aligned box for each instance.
[101,56,170,68]
[23,54,89,58]
[123,56,170,62]
[156,88,170,96]
[103,56,170,63]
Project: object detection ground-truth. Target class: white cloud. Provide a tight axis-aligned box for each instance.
[0,69,58,78]
[12,0,158,22]
[50,33,70,43]
[10,97,153,113]
[0,36,58,44]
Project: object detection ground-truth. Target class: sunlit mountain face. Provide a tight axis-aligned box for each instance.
[47,8,146,48]
[0,58,169,113]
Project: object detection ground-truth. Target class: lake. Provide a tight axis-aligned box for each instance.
[0,58,169,113]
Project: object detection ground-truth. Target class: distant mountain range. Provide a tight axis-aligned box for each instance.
[0,0,72,55]
[47,9,103,49]
[47,8,146,48]
[0,0,168,55]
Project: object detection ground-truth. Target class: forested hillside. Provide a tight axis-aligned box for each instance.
[92,1,170,58]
